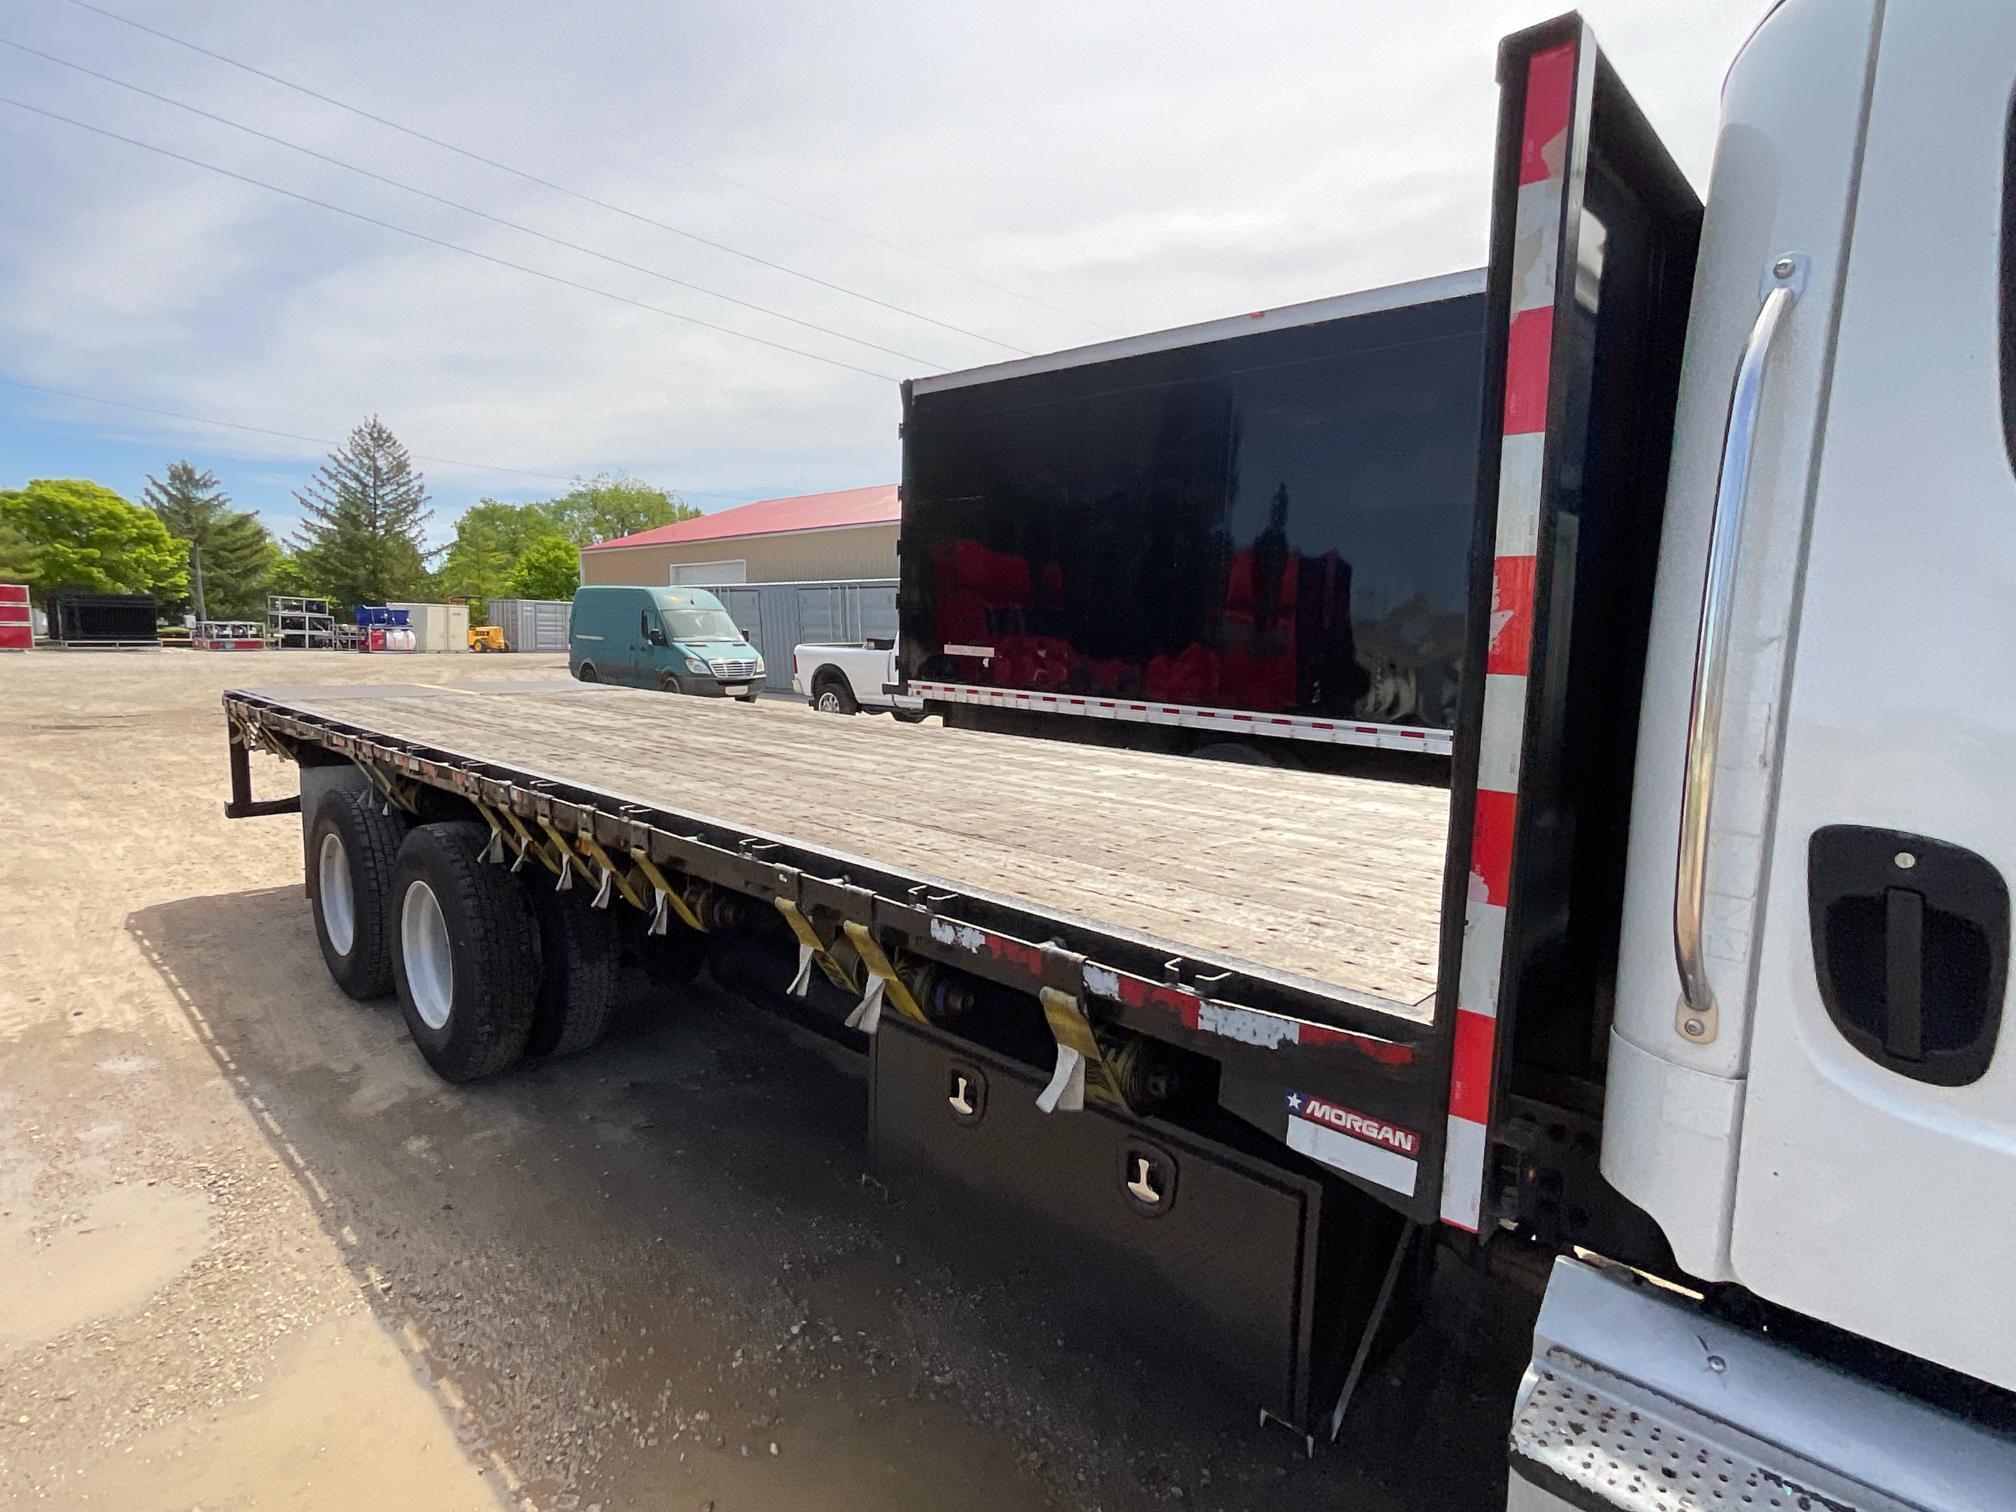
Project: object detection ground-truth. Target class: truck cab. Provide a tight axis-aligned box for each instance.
[569,584,764,699]
[1479,1,2016,1502]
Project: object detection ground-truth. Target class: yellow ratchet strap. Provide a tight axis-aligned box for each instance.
[629,848,708,935]
[573,829,645,911]
[839,922,927,1033]
[1036,986,1128,1113]
[773,898,859,998]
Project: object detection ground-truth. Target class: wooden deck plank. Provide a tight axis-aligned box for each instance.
[241,681,1450,1014]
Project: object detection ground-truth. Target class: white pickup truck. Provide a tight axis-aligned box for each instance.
[791,639,926,720]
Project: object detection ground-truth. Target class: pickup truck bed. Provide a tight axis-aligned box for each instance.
[230,679,1448,1014]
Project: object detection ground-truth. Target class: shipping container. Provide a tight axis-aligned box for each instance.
[387,602,471,654]
[715,579,896,692]
[488,598,572,653]
[898,273,1485,763]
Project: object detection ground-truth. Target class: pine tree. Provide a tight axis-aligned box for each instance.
[141,460,281,620]
[292,416,432,611]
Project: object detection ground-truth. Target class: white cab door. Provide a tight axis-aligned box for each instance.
[1728,0,2016,1391]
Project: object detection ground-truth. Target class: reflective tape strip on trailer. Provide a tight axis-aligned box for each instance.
[1440,35,1576,1235]
[908,680,1452,756]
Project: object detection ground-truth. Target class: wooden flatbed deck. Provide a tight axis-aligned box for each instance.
[237,680,1450,1014]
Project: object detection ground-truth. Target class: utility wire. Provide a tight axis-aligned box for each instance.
[0,376,775,502]
[260,0,1098,331]
[60,0,1030,356]
[620,139,1103,333]
[0,36,949,370]
[0,95,905,383]
[2,376,575,483]
[254,0,1096,331]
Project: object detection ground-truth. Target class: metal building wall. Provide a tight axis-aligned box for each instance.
[715,580,898,691]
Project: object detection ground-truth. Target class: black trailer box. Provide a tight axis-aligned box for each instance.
[899,274,1485,736]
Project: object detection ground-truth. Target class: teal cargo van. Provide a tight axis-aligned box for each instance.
[568,585,764,700]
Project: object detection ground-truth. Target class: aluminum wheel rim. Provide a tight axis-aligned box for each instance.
[816,690,842,712]
[318,831,356,956]
[400,880,455,1029]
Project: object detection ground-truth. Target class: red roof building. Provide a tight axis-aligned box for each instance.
[578,484,899,587]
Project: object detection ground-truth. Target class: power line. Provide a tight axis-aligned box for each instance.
[0,94,906,382]
[0,376,774,502]
[2,376,573,481]
[619,140,1104,334]
[262,0,1100,332]
[60,0,1031,356]
[0,35,951,370]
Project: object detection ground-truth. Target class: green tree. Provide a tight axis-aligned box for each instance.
[267,549,325,600]
[504,532,581,600]
[0,478,188,599]
[435,499,563,618]
[291,416,432,610]
[0,515,41,583]
[141,460,282,619]
[548,472,694,546]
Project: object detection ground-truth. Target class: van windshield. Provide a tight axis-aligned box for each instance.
[665,608,740,642]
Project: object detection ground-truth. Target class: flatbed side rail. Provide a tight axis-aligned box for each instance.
[224,690,1450,1223]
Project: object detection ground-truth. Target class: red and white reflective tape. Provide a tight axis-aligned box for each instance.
[908,680,1451,756]
[1441,38,1576,1234]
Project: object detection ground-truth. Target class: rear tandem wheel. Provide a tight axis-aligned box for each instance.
[390,821,540,1082]
[308,784,405,1000]
[524,879,619,1058]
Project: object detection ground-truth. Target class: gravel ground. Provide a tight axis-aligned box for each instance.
[0,649,1527,1510]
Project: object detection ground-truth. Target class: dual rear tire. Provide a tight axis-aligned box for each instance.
[307,795,621,1082]
[390,822,539,1083]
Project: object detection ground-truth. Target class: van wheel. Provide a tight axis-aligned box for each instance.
[391,821,538,1082]
[813,674,858,715]
[309,785,405,999]
[576,663,599,683]
[525,882,618,1058]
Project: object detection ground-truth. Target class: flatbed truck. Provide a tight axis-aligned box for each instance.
[223,2,2016,1503]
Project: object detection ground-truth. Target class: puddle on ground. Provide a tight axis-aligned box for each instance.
[58,1314,501,1512]
[0,1183,214,1352]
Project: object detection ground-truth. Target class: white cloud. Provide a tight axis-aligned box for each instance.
[0,0,1769,526]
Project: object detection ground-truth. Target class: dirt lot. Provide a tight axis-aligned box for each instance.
[0,649,1522,1511]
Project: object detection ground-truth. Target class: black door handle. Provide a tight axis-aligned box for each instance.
[1881,884,1924,1063]
[1808,826,2008,1087]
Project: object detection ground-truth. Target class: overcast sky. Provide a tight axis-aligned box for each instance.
[0,0,1766,545]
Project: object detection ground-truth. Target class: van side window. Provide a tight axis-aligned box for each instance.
[640,610,651,641]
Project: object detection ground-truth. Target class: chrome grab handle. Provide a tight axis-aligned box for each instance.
[1674,255,1804,1044]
